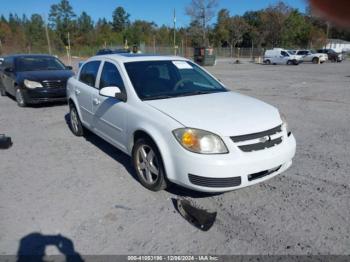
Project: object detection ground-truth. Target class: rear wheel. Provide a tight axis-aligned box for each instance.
[312,57,319,64]
[15,88,27,107]
[132,138,168,191]
[265,59,271,65]
[69,105,84,136]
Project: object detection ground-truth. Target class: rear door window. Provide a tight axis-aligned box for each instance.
[79,61,101,87]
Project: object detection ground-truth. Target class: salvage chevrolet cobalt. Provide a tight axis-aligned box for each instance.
[67,54,296,192]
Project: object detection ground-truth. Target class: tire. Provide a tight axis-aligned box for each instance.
[15,88,27,107]
[265,60,271,65]
[287,60,293,65]
[132,137,168,191]
[0,87,6,96]
[312,57,319,64]
[69,105,84,136]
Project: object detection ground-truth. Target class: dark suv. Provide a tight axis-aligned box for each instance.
[317,49,343,62]
[0,54,74,107]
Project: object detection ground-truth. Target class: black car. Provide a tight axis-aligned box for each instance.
[96,48,129,55]
[317,49,343,62]
[0,54,74,107]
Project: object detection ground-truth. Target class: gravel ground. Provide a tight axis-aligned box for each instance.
[0,59,349,256]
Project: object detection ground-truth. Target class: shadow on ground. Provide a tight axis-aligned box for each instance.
[17,232,83,262]
[64,113,138,183]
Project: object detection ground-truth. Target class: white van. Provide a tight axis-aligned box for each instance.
[263,48,300,65]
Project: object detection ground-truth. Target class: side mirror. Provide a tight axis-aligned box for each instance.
[66,65,73,70]
[99,86,127,102]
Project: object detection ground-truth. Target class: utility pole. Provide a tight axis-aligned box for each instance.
[173,8,176,56]
[67,32,71,65]
[153,35,156,54]
[43,14,52,55]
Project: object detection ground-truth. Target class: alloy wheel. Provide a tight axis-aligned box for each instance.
[70,108,79,134]
[16,89,25,106]
[135,145,160,185]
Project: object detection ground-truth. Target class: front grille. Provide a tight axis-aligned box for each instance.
[248,165,281,181]
[188,174,241,188]
[231,125,283,152]
[41,80,66,89]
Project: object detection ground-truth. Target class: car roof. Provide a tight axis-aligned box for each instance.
[89,53,188,63]
[4,54,56,59]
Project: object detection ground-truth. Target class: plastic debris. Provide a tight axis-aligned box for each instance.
[173,198,217,231]
[0,134,12,149]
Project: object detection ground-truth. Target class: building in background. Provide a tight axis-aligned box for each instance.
[325,39,350,52]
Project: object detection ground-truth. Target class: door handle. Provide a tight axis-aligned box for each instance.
[93,98,100,105]
[75,89,81,95]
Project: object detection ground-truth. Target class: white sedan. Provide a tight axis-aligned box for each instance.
[67,54,296,192]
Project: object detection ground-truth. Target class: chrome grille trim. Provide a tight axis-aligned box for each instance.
[230,125,283,152]
[41,80,66,89]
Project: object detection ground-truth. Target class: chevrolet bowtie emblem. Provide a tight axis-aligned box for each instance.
[259,136,271,143]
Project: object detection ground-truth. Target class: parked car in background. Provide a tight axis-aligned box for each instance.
[67,54,296,192]
[287,50,304,63]
[317,48,343,62]
[295,50,327,64]
[0,57,4,73]
[0,54,74,107]
[96,48,129,55]
[263,48,300,65]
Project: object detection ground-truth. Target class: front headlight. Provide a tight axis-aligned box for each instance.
[279,112,290,133]
[173,128,228,154]
[24,79,43,89]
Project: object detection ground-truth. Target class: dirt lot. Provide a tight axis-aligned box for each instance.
[0,60,349,255]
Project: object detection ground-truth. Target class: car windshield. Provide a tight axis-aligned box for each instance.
[309,50,316,54]
[124,60,227,100]
[288,50,296,55]
[15,57,66,72]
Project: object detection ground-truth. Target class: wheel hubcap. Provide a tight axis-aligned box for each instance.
[70,109,79,133]
[16,89,24,104]
[136,145,159,185]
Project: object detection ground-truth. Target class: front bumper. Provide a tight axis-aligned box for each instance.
[166,131,296,193]
[22,87,67,104]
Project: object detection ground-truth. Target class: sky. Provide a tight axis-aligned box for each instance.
[0,0,307,27]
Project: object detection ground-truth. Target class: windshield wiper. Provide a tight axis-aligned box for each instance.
[175,90,221,97]
[142,95,174,100]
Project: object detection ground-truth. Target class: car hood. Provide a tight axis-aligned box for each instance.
[145,91,282,136]
[16,70,74,82]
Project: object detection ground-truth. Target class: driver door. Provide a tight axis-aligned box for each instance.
[91,60,128,152]
[280,51,289,64]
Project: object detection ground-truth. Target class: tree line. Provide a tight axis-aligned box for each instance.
[0,0,349,56]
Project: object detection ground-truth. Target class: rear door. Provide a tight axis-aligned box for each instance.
[91,60,128,151]
[75,60,101,127]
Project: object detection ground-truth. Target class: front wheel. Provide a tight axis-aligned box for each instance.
[0,87,6,96]
[132,138,168,191]
[16,88,27,107]
[69,105,84,136]
[312,57,319,64]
